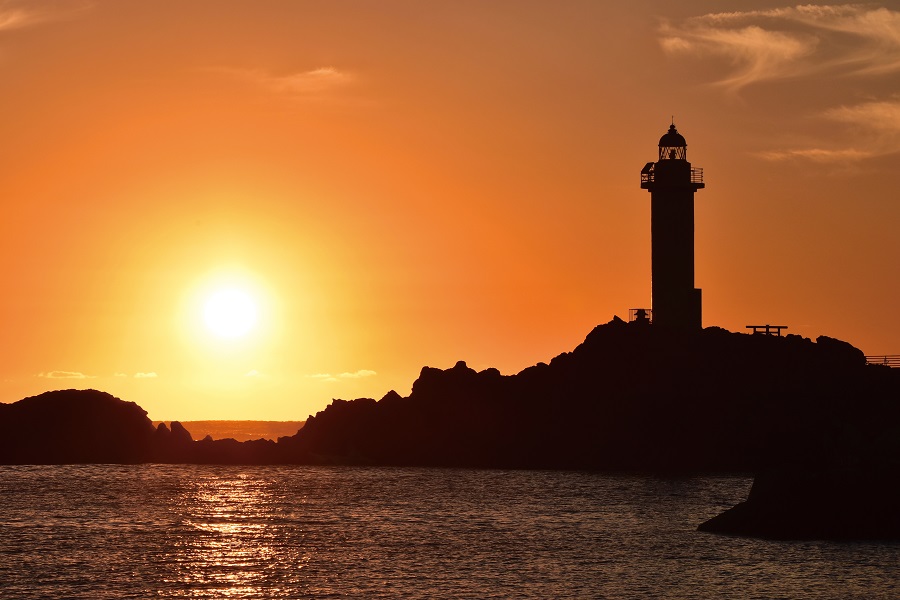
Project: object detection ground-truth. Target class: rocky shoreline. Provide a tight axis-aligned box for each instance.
[3,317,899,539]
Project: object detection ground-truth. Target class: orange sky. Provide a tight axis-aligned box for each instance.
[2,1,899,419]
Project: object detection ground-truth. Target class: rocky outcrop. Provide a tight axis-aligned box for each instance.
[698,464,900,540]
[151,420,198,462]
[279,317,900,471]
[698,392,900,540]
[189,436,279,464]
[2,318,899,474]
[0,389,282,464]
[0,389,158,463]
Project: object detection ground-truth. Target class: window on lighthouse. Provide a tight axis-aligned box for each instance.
[660,145,686,160]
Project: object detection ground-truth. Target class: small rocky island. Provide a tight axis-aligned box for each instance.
[2,317,899,539]
[697,464,900,540]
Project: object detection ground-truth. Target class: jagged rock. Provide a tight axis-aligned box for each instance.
[277,317,900,471]
[379,390,403,403]
[698,465,900,540]
[2,318,899,477]
[191,436,279,464]
[169,421,193,443]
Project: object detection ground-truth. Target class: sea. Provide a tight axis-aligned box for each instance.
[0,466,896,599]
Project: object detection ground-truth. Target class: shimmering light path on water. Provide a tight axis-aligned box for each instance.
[0,466,897,598]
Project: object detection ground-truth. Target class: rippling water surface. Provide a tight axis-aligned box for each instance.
[0,465,897,598]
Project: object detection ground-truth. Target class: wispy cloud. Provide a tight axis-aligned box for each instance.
[306,370,376,383]
[663,5,900,162]
[0,6,41,31]
[134,372,158,379]
[660,4,900,92]
[660,24,816,91]
[338,369,377,379]
[216,66,355,97]
[39,370,95,379]
[307,373,339,382]
[784,5,900,75]
[823,98,900,132]
[757,147,873,163]
[0,0,93,33]
[758,98,900,162]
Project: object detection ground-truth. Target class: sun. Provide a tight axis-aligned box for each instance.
[202,288,259,339]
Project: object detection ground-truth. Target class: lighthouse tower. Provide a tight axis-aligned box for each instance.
[640,123,705,330]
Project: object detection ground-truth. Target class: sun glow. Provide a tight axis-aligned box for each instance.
[179,268,278,351]
[203,288,259,338]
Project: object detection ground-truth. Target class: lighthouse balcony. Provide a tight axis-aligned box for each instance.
[640,164,705,189]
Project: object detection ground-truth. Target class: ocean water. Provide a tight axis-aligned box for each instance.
[0,466,896,599]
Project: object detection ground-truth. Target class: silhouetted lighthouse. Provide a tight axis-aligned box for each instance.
[640,123,705,330]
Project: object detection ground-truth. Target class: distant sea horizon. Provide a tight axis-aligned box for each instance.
[152,420,305,442]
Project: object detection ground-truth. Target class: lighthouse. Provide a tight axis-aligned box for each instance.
[640,123,705,330]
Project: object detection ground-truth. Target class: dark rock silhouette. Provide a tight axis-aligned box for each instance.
[169,421,193,443]
[698,463,900,540]
[0,389,157,463]
[152,420,305,441]
[281,317,900,472]
[189,436,279,464]
[0,388,283,464]
[697,391,900,540]
[152,419,199,462]
[2,319,899,480]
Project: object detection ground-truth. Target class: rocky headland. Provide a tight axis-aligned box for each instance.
[280,317,900,474]
[3,317,898,471]
[3,317,899,538]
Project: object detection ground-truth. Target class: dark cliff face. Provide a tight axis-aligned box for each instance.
[2,318,898,470]
[282,317,900,471]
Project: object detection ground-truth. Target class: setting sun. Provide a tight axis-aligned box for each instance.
[202,289,258,339]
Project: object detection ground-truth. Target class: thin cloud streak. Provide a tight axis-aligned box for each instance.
[824,99,900,132]
[0,6,40,30]
[784,5,900,75]
[759,99,900,162]
[306,373,339,383]
[660,4,900,91]
[38,370,95,379]
[338,370,377,379]
[0,0,93,33]
[305,370,377,383]
[215,66,355,97]
[663,4,900,162]
[757,147,873,163]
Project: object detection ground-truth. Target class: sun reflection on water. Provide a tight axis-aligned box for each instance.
[160,472,309,598]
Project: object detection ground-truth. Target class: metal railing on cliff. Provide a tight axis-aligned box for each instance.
[865,355,900,367]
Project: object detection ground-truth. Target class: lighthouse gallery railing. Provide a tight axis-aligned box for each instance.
[640,166,704,185]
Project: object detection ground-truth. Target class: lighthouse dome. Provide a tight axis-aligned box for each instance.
[658,123,687,160]
[659,124,686,148]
